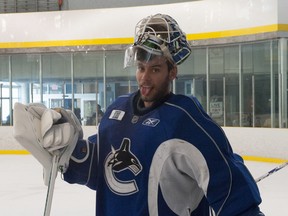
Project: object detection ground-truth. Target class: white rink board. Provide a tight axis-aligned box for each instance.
[1,126,288,161]
[0,0,282,43]
[223,127,288,160]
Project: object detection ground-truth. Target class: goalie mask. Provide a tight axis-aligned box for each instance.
[124,14,191,68]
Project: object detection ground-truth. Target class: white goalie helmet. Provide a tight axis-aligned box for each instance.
[124,14,191,67]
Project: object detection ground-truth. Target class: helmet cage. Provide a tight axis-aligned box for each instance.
[131,14,191,65]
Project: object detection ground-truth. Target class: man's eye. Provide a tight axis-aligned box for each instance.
[152,68,160,73]
[137,66,144,71]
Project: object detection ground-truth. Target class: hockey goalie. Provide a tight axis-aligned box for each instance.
[13,13,265,216]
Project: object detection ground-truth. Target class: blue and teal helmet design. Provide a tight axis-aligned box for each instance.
[124,14,191,67]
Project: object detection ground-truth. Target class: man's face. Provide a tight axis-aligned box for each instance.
[136,56,176,108]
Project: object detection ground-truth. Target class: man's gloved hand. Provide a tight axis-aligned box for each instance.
[13,102,83,185]
[35,106,83,154]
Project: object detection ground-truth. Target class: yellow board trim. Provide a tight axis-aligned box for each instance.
[242,155,288,164]
[0,24,288,49]
[186,24,287,40]
[0,150,287,164]
[0,150,30,155]
[0,37,134,49]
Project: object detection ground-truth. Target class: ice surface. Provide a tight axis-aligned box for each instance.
[0,155,95,215]
[0,155,287,215]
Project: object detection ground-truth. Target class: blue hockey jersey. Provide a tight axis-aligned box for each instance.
[64,91,262,216]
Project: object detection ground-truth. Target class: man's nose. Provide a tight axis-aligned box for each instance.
[140,69,151,81]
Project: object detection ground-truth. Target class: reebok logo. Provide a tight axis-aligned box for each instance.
[142,118,160,127]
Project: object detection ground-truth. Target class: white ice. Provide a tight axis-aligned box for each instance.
[0,155,287,215]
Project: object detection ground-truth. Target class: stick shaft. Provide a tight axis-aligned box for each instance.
[44,155,59,216]
[255,161,288,183]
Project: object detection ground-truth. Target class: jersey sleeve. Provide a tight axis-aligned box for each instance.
[63,134,98,190]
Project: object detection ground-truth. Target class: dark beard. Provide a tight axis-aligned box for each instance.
[133,90,172,116]
[140,76,171,104]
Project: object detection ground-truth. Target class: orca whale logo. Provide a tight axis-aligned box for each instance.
[104,138,142,195]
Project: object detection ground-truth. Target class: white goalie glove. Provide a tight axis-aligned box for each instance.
[13,102,83,185]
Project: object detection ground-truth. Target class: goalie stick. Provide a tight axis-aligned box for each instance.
[43,108,82,216]
[255,161,288,183]
[43,154,59,216]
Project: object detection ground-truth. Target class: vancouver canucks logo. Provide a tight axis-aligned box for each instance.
[104,138,142,195]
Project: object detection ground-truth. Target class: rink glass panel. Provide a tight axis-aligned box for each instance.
[0,40,285,128]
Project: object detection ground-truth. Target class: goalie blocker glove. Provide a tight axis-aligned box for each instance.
[13,102,83,185]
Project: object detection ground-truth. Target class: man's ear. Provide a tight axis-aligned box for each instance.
[169,65,178,81]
